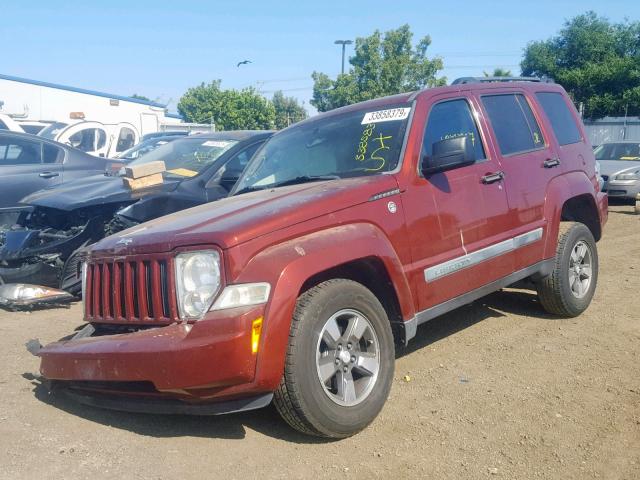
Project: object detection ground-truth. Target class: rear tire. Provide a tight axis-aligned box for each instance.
[536,222,598,317]
[274,279,395,438]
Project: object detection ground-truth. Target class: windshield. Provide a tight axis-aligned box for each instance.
[594,142,640,161]
[117,137,175,160]
[125,137,238,177]
[234,104,412,193]
[38,122,69,139]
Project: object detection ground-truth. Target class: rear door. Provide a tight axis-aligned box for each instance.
[402,93,513,311]
[475,90,561,270]
[0,135,64,208]
[57,122,110,157]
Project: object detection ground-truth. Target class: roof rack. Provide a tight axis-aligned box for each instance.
[451,76,554,85]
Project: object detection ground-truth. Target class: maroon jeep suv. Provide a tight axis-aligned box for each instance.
[38,77,607,438]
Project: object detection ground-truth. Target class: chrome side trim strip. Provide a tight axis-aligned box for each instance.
[424,227,543,282]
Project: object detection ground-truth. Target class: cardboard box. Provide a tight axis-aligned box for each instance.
[124,161,166,179]
[123,173,163,190]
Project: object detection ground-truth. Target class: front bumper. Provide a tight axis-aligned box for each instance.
[39,305,267,402]
[603,179,640,199]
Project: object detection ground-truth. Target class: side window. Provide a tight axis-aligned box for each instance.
[0,137,42,165]
[116,127,136,153]
[43,143,64,164]
[422,99,486,162]
[482,94,545,155]
[535,92,582,146]
[0,120,7,130]
[69,128,107,152]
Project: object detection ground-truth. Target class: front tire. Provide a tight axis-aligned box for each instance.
[274,279,395,438]
[537,222,598,317]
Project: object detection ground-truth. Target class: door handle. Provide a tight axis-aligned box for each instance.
[39,172,59,179]
[481,171,505,184]
[544,158,561,168]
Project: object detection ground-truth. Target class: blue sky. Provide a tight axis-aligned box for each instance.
[1,0,638,114]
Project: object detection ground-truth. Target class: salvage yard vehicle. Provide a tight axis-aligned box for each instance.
[114,135,181,160]
[0,131,114,210]
[38,120,141,158]
[0,131,273,292]
[594,141,640,203]
[36,78,607,439]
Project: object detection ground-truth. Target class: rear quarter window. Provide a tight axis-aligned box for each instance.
[482,94,545,156]
[535,92,582,146]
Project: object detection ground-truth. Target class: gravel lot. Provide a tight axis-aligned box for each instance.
[1,205,638,480]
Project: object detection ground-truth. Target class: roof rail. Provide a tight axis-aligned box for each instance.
[451,76,554,85]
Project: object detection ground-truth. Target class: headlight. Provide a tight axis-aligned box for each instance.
[615,170,640,181]
[0,283,74,310]
[175,250,221,319]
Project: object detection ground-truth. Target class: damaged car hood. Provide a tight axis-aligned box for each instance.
[20,174,182,211]
[92,175,400,256]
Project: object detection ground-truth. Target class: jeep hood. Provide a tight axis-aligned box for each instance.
[20,174,182,211]
[92,175,400,255]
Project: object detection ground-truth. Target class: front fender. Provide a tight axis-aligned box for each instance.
[235,222,413,391]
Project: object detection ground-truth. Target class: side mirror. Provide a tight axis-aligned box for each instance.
[421,136,476,176]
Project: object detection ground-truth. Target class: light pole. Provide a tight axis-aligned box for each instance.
[334,40,353,75]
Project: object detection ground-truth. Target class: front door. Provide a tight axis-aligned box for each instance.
[401,94,513,311]
[0,134,63,208]
[57,122,110,157]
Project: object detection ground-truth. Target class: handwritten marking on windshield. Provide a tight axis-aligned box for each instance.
[368,132,392,171]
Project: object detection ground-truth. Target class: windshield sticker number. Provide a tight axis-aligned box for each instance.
[362,107,411,125]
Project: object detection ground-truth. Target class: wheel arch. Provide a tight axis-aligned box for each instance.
[543,172,603,259]
[239,223,415,391]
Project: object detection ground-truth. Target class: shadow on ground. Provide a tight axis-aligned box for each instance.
[23,288,555,443]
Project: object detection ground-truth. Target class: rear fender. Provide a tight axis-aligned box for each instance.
[543,171,602,258]
[235,223,414,391]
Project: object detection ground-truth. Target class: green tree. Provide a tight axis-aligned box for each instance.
[521,11,640,118]
[272,91,308,129]
[483,68,512,77]
[311,24,445,112]
[130,94,151,101]
[177,80,275,130]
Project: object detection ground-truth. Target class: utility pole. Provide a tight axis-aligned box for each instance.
[334,40,353,75]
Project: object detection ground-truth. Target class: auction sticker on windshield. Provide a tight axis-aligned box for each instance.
[361,107,411,125]
[202,140,234,148]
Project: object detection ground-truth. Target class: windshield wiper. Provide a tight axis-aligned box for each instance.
[270,175,340,188]
[234,175,340,196]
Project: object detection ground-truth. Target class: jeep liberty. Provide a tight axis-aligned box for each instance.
[38,78,608,438]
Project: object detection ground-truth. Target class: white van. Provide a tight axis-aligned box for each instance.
[38,120,140,157]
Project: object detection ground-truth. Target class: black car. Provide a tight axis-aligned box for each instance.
[0,130,273,292]
[0,131,113,211]
[115,135,181,161]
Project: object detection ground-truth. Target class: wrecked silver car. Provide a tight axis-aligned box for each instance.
[0,131,273,294]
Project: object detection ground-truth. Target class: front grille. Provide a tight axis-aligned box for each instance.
[84,255,178,324]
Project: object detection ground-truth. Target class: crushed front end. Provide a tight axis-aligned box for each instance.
[0,206,125,292]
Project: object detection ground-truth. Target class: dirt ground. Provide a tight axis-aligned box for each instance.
[0,205,638,480]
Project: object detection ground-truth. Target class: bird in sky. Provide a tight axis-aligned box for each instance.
[237,60,252,67]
